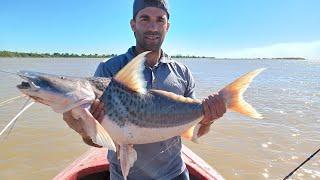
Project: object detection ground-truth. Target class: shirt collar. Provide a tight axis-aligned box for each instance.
[125,46,174,64]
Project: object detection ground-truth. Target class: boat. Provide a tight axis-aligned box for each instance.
[54,144,224,180]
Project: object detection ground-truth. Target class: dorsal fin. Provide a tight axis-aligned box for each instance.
[114,51,150,94]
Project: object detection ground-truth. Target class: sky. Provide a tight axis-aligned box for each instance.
[1,0,320,59]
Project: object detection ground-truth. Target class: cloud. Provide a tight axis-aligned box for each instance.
[216,40,320,59]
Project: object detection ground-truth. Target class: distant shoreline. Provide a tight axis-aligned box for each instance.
[0,50,115,58]
[0,50,306,60]
[209,57,306,60]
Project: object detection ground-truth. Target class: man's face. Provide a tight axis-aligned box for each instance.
[131,7,170,51]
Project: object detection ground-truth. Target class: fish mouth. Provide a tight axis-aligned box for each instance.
[17,79,40,91]
[16,71,41,91]
[16,71,46,104]
[17,81,31,89]
[17,80,53,106]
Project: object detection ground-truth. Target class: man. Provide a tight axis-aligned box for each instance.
[63,0,226,179]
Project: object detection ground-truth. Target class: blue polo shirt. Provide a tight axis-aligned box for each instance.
[94,46,195,180]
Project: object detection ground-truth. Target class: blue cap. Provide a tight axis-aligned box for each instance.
[133,0,169,19]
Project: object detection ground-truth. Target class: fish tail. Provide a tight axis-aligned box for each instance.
[218,68,266,119]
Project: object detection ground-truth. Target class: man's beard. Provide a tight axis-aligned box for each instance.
[135,31,164,51]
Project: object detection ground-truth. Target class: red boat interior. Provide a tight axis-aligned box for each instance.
[54,146,223,180]
[79,169,200,180]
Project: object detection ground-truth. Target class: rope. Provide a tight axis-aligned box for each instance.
[0,95,26,107]
[0,100,35,137]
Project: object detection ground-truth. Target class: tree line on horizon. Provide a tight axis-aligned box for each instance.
[0,50,214,59]
[171,54,215,58]
[0,51,116,58]
[0,50,306,60]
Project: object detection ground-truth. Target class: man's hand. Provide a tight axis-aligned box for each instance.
[90,99,105,123]
[62,99,105,147]
[198,93,226,137]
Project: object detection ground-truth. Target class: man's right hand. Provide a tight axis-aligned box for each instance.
[62,99,105,147]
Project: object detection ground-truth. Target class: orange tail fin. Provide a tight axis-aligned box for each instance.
[219,68,265,119]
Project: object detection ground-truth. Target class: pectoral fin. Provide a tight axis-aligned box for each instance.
[75,108,116,151]
[94,120,116,151]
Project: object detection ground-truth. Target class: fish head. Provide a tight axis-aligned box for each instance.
[16,71,110,113]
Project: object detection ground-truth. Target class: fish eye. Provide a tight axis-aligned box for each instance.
[60,76,65,79]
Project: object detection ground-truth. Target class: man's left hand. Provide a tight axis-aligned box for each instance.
[198,93,226,137]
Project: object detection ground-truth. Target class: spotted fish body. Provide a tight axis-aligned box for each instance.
[16,51,265,179]
[100,80,203,144]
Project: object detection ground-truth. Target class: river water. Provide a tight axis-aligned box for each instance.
[0,58,319,179]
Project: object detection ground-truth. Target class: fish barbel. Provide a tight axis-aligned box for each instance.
[16,51,265,179]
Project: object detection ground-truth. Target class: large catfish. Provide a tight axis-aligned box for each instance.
[17,51,264,179]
